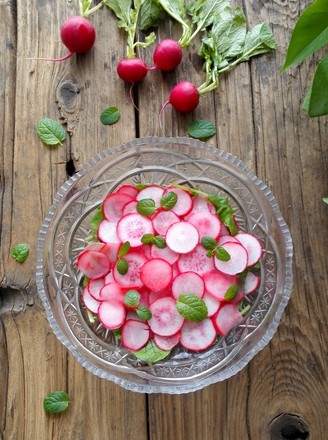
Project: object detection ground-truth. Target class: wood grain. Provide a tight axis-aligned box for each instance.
[1,0,328,439]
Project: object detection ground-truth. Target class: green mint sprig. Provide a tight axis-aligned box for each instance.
[176,294,208,322]
[116,241,130,275]
[137,191,177,216]
[201,236,231,261]
[141,234,166,248]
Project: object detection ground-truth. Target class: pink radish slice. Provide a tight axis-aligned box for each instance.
[177,244,214,275]
[203,270,237,301]
[180,319,216,351]
[171,271,205,299]
[113,252,148,289]
[82,287,101,314]
[98,300,126,330]
[152,210,180,235]
[100,242,121,266]
[188,212,222,240]
[116,213,154,247]
[148,297,184,336]
[153,332,181,350]
[164,187,193,216]
[186,195,216,216]
[102,193,134,222]
[244,271,260,294]
[98,220,121,244]
[117,184,139,198]
[122,200,138,215]
[234,233,263,267]
[136,185,165,208]
[99,282,124,302]
[212,303,244,336]
[150,244,179,265]
[217,235,240,246]
[104,271,115,284]
[166,221,199,254]
[140,258,173,292]
[77,250,110,279]
[121,319,150,351]
[88,278,105,301]
[202,293,221,317]
[148,288,171,305]
[214,242,248,275]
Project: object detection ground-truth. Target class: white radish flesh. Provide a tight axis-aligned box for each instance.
[166,221,199,254]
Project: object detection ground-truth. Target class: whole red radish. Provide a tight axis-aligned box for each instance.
[161,82,200,113]
[117,58,150,84]
[153,39,183,72]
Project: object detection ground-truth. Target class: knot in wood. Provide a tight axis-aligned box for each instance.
[56,80,81,135]
[269,413,309,440]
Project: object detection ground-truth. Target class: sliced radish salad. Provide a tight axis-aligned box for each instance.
[76,183,262,363]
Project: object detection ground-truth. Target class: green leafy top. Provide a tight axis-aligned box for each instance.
[79,0,106,17]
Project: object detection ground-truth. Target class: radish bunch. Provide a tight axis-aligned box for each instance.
[77,183,262,358]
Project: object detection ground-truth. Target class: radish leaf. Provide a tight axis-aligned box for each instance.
[100,107,121,125]
[176,294,208,322]
[188,119,216,139]
[11,243,30,263]
[139,0,165,32]
[306,54,328,117]
[37,118,66,147]
[43,391,69,414]
[134,339,171,362]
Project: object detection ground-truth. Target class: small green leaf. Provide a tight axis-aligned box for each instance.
[134,339,170,363]
[137,199,157,216]
[153,236,166,249]
[124,290,140,308]
[141,233,155,245]
[201,236,217,251]
[139,0,165,32]
[176,294,208,322]
[43,391,69,414]
[11,243,30,263]
[206,250,214,258]
[323,197,328,204]
[100,107,121,125]
[224,283,239,301]
[90,207,104,236]
[188,119,217,139]
[118,241,130,258]
[307,54,328,117]
[136,305,152,321]
[160,191,178,210]
[116,258,128,275]
[37,118,66,146]
[216,246,231,262]
[135,183,149,190]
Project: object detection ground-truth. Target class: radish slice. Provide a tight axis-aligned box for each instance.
[99,282,124,302]
[214,242,248,275]
[177,244,214,275]
[148,297,184,336]
[77,250,110,279]
[100,242,121,266]
[203,270,237,301]
[121,319,150,351]
[244,271,260,294]
[122,200,138,215]
[202,293,221,317]
[212,303,244,336]
[82,287,101,313]
[153,332,181,350]
[188,212,222,240]
[136,185,165,208]
[217,235,240,246]
[234,233,263,267]
[166,221,199,254]
[171,271,205,299]
[185,195,216,217]
[152,210,180,235]
[102,193,134,222]
[164,187,193,216]
[140,258,173,292]
[180,319,216,351]
[150,244,179,265]
[148,288,172,305]
[88,278,105,301]
[98,300,126,330]
[117,184,139,198]
[98,220,121,244]
[117,213,154,247]
[113,252,148,289]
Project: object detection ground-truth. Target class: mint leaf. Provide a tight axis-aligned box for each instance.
[136,305,152,321]
[37,118,66,147]
[11,243,30,263]
[141,233,155,245]
[137,199,156,216]
[118,241,130,257]
[124,290,140,308]
[188,119,216,139]
[134,339,170,362]
[224,283,239,301]
[90,207,104,236]
[100,107,121,125]
[176,294,208,322]
[201,236,217,251]
[43,391,69,414]
[160,191,178,210]
[116,258,128,275]
[153,236,166,248]
[216,246,231,261]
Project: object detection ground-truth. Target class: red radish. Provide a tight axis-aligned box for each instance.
[148,288,172,305]
[212,303,244,336]
[188,212,222,240]
[161,81,200,114]
[153,39,183,72]
[150,244,179,265]
[148,297,184,336]
[31,16,96,62]
[166,221,199,254]
[180,319,216,351]
[164,187,193,216]
[82,287,101,314]
[116,213,154,247]
[177,244,214,275]
[113,251,148,289]
[171,271,205,299]
[214,241,248,275]
[243,271,260,294]
[98,220,120,244]
[117,184,139,198]
[234,233,263,267]
[98,300,126,330]
[88,278,105,301]
[136,185,165,208]
[140,258,173,292]
[77,249,110,279]
[117,58,150,84]
[99,282,124,302]
[153,332,181,350]
[203,270,237,301]
[102,193,134,223]
[121,319,150,351]
[122,200,138,215]
[99,242,121,266]
[152,210,180,235]
[202,293,221,317]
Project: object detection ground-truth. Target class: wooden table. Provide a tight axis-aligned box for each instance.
[1,1,328,439]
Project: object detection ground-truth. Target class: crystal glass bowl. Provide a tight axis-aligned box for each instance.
[36,137,293,394]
